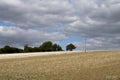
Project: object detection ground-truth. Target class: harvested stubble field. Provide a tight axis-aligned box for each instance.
[0,51,120,80]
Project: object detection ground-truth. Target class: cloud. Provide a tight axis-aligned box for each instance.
[0,0,120,50]
[0,26,67,47]
[74,37,120,50]
[0,0,76,28]
[64,0,120,50]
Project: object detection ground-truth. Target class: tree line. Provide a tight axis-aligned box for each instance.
[0,41,76,54]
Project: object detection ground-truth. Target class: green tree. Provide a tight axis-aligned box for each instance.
[0,48,2,53]
[24,44,31,52]
[52,44,58,51]
[0,45,23,53]
[56,45,63,51]
[40,41,53,52]
[1,45,13,53]
[52,44,63,51]
[66,43,76,51]
[32,47,40,52]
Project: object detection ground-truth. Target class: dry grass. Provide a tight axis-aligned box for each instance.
[0,50,120,80]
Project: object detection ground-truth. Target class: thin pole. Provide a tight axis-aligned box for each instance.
[84,38,87,53]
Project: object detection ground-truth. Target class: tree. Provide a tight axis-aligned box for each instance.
[2,45,11,53]
[0,45,23,54]
[66,43,76,51]
[39,41,63,52]
[32,47,40,52]
[52,44,63,51]
[0,41,64,54]
[40,41,53,52]
[0,48,2,53]
[24,44,32,52]
[52,44,58,51]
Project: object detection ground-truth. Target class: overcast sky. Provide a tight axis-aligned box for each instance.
[0,0,120,50]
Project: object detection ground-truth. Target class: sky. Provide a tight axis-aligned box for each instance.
[0,0,120,50]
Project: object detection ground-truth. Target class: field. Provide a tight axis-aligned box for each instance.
[0,51,120,80]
